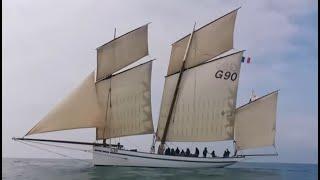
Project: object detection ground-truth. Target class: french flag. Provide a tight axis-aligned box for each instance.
[241,56,251,63]
[241,56,245,63]
[247,57,251,63]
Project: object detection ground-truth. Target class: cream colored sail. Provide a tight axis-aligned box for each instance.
[157,51,243,142]
[27,71,106,135]
[96,61,154,139]
[96,24,149,81]
[234,91,278,150]
[167,9,238,75]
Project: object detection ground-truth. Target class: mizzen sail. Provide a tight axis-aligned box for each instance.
[234,91,278,150]
[157,51,243,142]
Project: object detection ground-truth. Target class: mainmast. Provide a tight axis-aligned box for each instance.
[158,23,196,154]
[156,8,240,149]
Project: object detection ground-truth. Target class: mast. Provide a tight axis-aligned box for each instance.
[158,23,196,154]
[18,24,152,146]
[104,27,117,149]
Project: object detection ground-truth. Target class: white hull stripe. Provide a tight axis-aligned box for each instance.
[94,149,238,163]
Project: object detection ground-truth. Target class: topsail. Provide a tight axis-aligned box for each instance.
[96,24,149,81]
[167,9,238,75]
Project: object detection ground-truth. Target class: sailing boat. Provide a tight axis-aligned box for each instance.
[13,8,279,168]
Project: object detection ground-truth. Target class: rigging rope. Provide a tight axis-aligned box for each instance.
[17,139,128,160]
[16,140,92,164]
[25,140,91,153]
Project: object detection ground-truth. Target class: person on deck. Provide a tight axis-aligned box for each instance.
[170,148,175,156]
[223,148,230,158]
[180,150,185,156]
[175,147,180,155]
[195,147,200,157]
[165,147,170,155]
[203,147,208,158]
[211,150,216,157]
[186,148,191,157]
[223,149,227,158]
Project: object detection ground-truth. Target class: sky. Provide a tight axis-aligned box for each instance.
[3,0,318,164]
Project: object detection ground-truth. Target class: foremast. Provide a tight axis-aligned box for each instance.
[21,24,155,145]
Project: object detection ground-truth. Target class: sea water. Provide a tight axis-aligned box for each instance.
[2,158,317,180]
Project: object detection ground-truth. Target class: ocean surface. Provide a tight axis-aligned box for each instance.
[2,158,317,180]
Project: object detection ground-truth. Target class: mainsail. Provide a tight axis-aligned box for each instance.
[26,24,154,140]
[234,91,278,150]
[157,51,243,142]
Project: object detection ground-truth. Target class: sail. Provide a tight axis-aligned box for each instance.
[96,61,154,139]
[96,24,149,81]
[26,72,106,135]
[234,91,278,150]
[156,51,243,142]
[167,9,238,75]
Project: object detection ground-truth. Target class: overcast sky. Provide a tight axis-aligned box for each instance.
[3,0,318,164]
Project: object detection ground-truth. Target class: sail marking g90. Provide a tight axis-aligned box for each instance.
[157,51,243,142]
[215,70,238,81]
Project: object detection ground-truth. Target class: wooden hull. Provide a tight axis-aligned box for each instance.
[93,146,244,168]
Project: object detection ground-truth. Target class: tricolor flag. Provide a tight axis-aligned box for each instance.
[241,56,251,63]
[247,57,251,63]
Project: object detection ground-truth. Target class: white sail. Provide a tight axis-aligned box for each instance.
[234,91,278,150]
[96,24,149,81]
[96,61,154,139]
[27,72,106,135]
[167,9,238,75]
[156,51,243,142]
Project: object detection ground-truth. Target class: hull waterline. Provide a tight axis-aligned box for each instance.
[93,146,244,168]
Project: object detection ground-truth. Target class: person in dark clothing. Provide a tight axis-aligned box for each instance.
[186,148,191,157]
[165,147,170,155]
[195,147,200,157]
[175,147,180,155]
[170,148,175,156]
[211,150,216,157]
[223,148,230,158]
[226,149,230,157]
[180,150,185,156]
[203,147,208,158]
